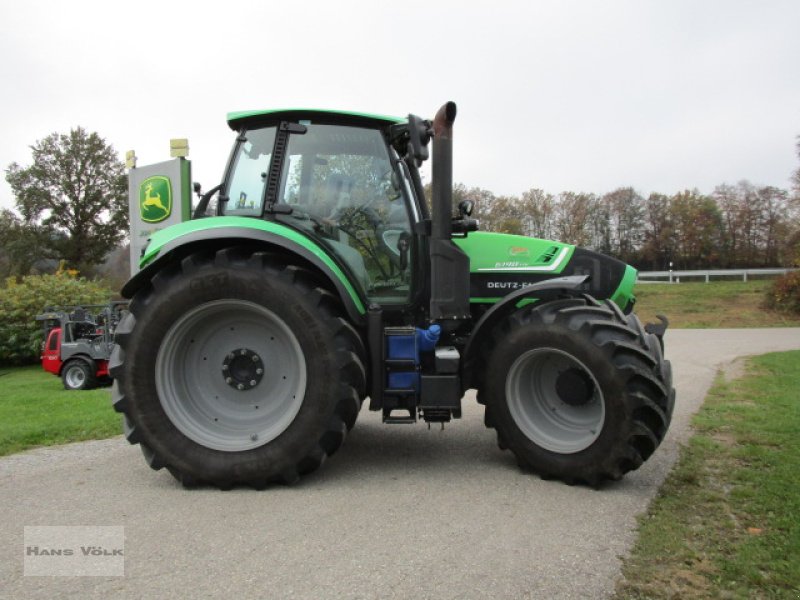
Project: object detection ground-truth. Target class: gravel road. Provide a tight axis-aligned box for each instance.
[2,328,799,599]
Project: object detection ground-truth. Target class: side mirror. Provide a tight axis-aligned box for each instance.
[452,200,478,235]
[406,114,432,166]
[192,183,224,219]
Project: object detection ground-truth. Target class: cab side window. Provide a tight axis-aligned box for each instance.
[222,127,276,216]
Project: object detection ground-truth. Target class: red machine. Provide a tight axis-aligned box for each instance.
[36,304,125,390]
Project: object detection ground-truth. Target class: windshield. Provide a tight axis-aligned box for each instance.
[278,124,413,303]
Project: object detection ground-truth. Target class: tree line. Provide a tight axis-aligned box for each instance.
[2,129,799,281]
[448,174,800,271]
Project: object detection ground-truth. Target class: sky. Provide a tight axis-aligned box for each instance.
[1,0,798,213]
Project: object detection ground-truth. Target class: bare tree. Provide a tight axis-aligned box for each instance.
[600,187,644,263]
[553,192,595,247]
[519,188,555,239]
[641,193,673,270]
[669,190,722,268]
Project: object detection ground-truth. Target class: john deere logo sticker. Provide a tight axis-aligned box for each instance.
[139,176,172,223]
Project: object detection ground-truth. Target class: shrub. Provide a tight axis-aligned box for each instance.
[0,272,111,365]
[764,271,800,315]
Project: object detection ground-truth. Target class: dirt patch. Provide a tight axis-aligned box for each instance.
[617,563,715,599]
[710,431,738,447]
[721,357,747,381]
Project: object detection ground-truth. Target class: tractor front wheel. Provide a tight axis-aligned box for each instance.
[481,296,674,486]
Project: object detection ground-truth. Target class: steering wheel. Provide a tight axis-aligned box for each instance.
[330,205,382,230]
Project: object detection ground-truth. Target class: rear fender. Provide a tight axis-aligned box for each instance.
[121,225,367,324]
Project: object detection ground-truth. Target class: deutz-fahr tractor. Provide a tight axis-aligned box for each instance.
[112,102,674,488]
[37,303,127,390]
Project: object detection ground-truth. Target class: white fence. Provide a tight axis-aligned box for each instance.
[637,268,797,283]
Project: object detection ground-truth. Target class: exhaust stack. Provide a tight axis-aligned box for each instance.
[431,101,457,240]
[428,101,471,321]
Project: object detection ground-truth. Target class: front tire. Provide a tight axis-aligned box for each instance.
[110,247,366,488]
[62,359,96,391]
[481,296,674,486]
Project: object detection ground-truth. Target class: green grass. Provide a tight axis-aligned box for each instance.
[0,365,120,456]
[616,350,800,599]
[633,279,800,328]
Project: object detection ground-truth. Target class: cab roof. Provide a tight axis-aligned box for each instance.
[227,108,406,130]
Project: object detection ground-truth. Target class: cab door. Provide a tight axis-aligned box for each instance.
[276,123,416,305]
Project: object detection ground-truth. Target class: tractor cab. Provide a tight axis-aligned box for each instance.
[216,113,419,305]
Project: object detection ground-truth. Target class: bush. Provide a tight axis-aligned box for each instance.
[0,272,111,365]
[764,271,800,315]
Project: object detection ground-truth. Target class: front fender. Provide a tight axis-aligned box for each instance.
[461,275,589,390]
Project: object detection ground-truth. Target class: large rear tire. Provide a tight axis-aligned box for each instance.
[110,247,366,488]
[480,295,674,486]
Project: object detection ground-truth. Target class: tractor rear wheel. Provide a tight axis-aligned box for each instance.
[110,247,366,488]
[480,295,674,486]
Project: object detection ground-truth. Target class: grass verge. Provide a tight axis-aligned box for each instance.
[633,279,800,328]
[0,365,120,457]
[615,350,800,599]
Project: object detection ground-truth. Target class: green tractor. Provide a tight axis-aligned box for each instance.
[112,102,674,488]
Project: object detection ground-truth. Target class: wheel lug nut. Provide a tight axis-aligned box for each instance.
[226,377,232,384]
[237,383,244,390]
[228,353,234,360]
[252,355,259,362]
[250,380,257,386]
[241,349,247,355]
[222,364,228,371]
[256,368,263,375]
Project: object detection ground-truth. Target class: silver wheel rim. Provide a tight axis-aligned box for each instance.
[506,348,604,454]
[65,366,86,389]
[155,300,307,452]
